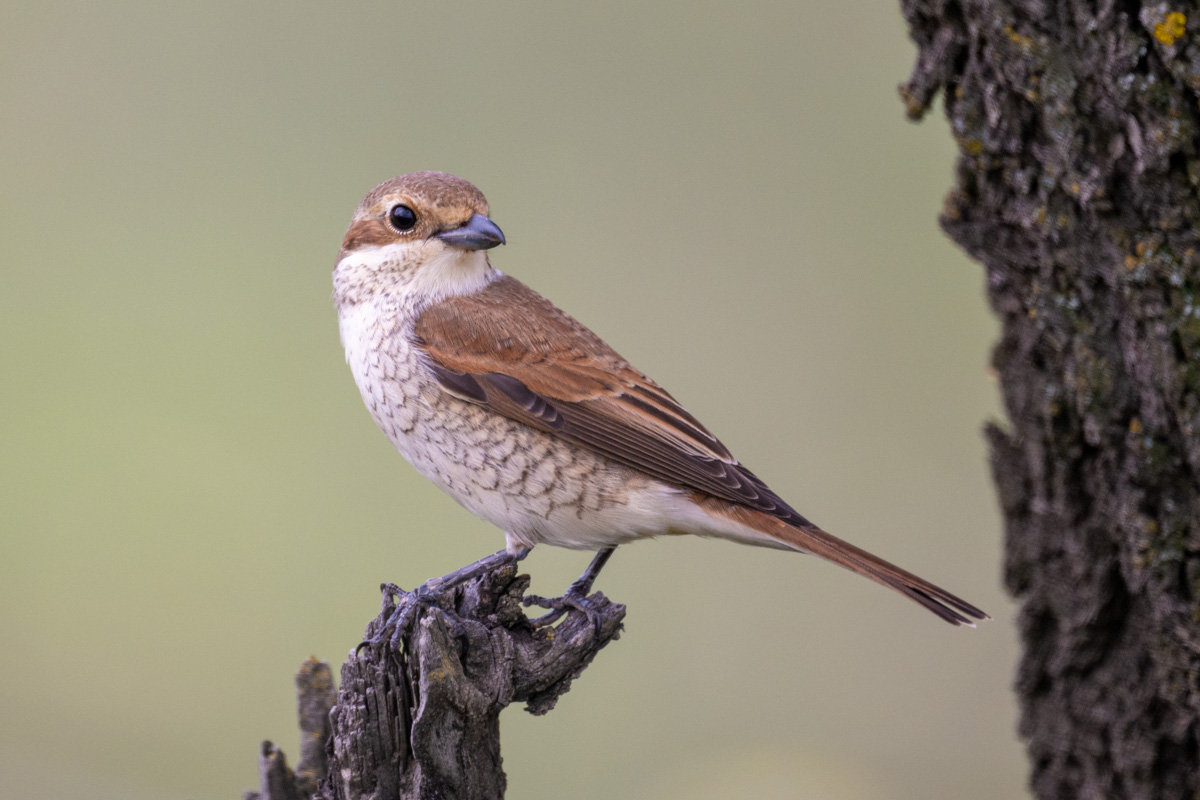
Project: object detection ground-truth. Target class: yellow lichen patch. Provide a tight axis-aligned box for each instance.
[427,656,460,683]
[961,138,984,156]
[1003,24,1033,49]
[898,84,925,120]
[1154,11,1186,46]
[940,191,964,221]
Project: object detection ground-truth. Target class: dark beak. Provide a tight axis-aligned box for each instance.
[435,213,506,251]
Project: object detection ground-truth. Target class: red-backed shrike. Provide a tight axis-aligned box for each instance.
[334,171,986,626]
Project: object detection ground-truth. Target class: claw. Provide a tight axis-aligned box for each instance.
[355,546,548,653]
[357,581,444,654]
[524,588,604,638]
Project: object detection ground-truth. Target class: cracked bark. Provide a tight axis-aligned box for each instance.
[901,1,1200,797]
[244,565,624,800]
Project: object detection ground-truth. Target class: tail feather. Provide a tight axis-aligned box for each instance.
[695,496,988,626]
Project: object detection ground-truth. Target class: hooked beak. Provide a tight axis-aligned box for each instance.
[435,213,506,251]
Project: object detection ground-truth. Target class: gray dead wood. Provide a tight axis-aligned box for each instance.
[245,563,624,800]
[902,1,1200,797]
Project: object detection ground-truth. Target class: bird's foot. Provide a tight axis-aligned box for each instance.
[359,581,448,653]
[524,581,604,638]
[523,546,615,637]
[358,549,533,653]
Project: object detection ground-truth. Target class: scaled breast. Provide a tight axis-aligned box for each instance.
[339,299,427,451]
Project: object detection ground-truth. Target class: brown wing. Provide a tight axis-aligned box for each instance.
[413,275,815,528]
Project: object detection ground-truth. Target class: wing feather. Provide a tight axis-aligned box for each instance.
[413,276,815,528]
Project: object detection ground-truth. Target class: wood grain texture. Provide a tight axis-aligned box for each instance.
[247,565,624,800]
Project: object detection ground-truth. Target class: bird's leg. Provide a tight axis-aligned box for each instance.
[361,548,531,651]
[526,546,617,633]
[567,546,616,596]
[415,546,531,600]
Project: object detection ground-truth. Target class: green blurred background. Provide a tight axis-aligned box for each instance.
[1,2,1024,798]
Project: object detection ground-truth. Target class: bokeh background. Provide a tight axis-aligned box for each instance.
[1,2,1024,798]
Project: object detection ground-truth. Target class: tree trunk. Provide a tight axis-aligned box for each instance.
[901,1,1200,797]
[245,565,625,800]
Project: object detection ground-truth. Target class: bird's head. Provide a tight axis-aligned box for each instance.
[333,171,505,307]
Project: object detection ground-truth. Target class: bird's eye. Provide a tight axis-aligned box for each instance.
[388,204,417,232]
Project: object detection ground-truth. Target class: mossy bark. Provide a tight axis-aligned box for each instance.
[901,1,1200,796]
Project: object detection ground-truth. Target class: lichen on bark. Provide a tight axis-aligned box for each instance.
[901,0,1200,796]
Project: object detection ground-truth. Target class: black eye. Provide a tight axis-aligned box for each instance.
[388,204,417,232]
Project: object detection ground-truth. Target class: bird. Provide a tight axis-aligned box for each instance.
[333,171,987,626]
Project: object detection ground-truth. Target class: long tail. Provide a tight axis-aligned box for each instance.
[694,496,989,626]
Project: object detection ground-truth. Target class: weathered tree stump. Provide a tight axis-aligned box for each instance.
[902,0,1200,797]
[246,563,624,800]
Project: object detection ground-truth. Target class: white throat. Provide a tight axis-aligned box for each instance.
[334,241,499,310]
[408,246,496,302]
